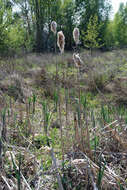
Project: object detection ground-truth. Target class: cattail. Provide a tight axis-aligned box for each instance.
[73,28,80,45]
[51,21,57,34]
[57,31,65,54]
[73,53,83,68]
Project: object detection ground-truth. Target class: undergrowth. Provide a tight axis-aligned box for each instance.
[0,49,127,189]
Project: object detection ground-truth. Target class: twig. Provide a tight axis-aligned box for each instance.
[36,177,41,190]
[1,175,13,190]
[50,149,64,190]
[100,120,118,132]
[87,166,98,190]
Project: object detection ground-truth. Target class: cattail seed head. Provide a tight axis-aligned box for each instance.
[57,31,65,54]
[73,28,80,45]
[73,53,83,68]
[51,21,57,34]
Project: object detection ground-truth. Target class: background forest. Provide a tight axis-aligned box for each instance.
[0,0,127,55]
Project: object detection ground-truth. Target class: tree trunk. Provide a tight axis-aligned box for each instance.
[35,0,43,52]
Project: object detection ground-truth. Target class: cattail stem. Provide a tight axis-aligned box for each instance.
[65,87,69,151]
[10,97,13,119]
[55,33,58,84]
[73,112,80,147]
[1,108,7,141]
[26,101,31,135]
[0,135,3,169]
[77,67,84,152]
[19,102,23,124]
[77,67,79,83]
[58,94,64,162]
[50,149,64,190]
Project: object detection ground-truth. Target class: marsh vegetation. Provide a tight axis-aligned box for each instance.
[0,49,127,189]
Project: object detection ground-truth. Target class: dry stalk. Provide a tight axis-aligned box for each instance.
[50,149,64,190]
[73,113,80,147]
[0,136,2,169]
[87,166,98,190]
[65,83,69,151]
[9,97,13,118]
[1,109,7,141]
[58,94,64,162]
[19,102,23,124]
[1,175,14,190]
[57,30,65,161]
[55,36,58,84]
[83,112,93,159]
[51,21,58,84]
[77,72,85,153]
[26,101,31,135]
[36,177,41,190]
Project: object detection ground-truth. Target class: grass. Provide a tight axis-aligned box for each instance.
[0,49,127,189]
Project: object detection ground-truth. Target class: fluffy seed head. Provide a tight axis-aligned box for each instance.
[57,31,65,53]
[73,53,83,68]
[73,28,80,45]
[51,21,57,34]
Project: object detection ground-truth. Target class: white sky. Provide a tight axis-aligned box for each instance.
[112,0,127,15]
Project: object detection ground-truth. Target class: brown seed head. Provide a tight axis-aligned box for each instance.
[73,28,80,45]
[73,53,83,67]
[57,31,65,54]
[51,21,57,34]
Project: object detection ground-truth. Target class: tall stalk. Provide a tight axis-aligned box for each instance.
[0,135,2,169]
[57,30,65,162]
[42,101,52,146]
[58,94,64,162]
[65,87,69,145]
[1,108,7,141]
[51,21,58,84]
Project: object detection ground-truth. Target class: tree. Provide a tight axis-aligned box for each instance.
[104,21,115,48]
[8,16,31,53]
[75,0,112,46]
[0,0,13,54]
[62,0,75,50]
[82,14,103,55]
[0,0,113,53]
[113,3,127,47]
[12,0,34,52]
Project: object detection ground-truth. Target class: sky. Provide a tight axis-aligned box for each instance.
[112,0,127,16]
